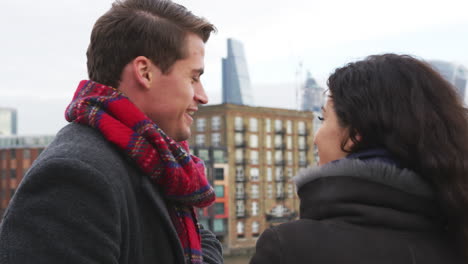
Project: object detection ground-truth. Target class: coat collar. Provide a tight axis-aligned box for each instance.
[294,153,433,198]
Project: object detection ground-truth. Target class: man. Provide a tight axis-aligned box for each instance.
[0,0,223,263]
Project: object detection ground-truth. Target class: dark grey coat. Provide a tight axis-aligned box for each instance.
[0,123,223,264]
[250,158,464,264]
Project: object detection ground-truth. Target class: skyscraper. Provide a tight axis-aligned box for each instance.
[301,71,324,113]
[222,38,254,106]
[0,108,18,135]
[300,72,325,165]
[428,60,468,103]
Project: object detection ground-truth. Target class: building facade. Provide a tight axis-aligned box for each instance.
[222,38,254,106]
[0,135,55,217]
[0,108,18,136]
[188,104,315,253]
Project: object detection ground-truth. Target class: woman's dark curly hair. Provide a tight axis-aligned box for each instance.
[328,53,468,253]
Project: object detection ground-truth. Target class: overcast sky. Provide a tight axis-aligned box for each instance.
[2,0,468,134]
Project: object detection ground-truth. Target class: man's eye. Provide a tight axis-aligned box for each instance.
[317,116,324,121]
[192,77,200,82]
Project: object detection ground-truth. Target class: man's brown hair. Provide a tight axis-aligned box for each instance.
[87,0,216,88]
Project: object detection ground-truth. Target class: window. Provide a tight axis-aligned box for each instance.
[1,169,6,179]
[235,133,244,146]
[251,185,260,199]
[286,120,292,134]
[235,117,243,131]
[275,167,284,181]
[251,201,259,216]
[195,134,205,146]
[274,135,282,148]
[265,135,272,148]
[266,151,272,165]
[266,168,272,182]
[237,221,245,237]
[299,151,307,163]
[211,133,221,146]
[213,219,225,232]
[275,150,283,163]
[211,116,221,131]
[236,201,245,217]
[287,151,293,165]
[0,151,5,160]
[10,149,16,159]
[10,169,16,179]
[23,149,31,159]
[198,149,209,161]
[298,121,306,134]
[250,168,259,181]
[287,184,294,198]
[286,136,292,149]
[266,184,273,198]
[213,150,225,163]
[249,134,258,148]
[286,167,294,178]
[235,149,244,163]
[298,136,306,149]
[265,119,271,133]
[196,118,206,132]
[249,118,258,132]
[236,166,244,179]
[215,185,224,197]
[252,221,260,237]
[236,183,245,196]
[274,119,282,132]
[276,184,284,197]
[214,168,224,180]
[250,150,259,165]
[214,203,225,215]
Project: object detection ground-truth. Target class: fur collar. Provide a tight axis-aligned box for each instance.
[294,158,434,198]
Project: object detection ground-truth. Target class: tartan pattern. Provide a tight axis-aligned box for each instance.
[65,80,215,263]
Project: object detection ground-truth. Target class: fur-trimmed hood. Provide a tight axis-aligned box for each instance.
[294,158,434,198]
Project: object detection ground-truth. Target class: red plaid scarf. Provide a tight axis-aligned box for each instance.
[65,80,215,264]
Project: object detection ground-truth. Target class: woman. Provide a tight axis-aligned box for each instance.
[250,54,467,264]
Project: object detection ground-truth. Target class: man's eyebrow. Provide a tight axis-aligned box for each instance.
[192,68,204,76]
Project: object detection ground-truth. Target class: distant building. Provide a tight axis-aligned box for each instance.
[222,38,254,106]
[300,72,325,165]
[0,135,55,217]
[428,60,468,103]
[188,104,315,254]
[301,72,324,113]
[0,108,18,136]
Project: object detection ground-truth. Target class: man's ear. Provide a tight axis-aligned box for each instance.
[132,56,154,89]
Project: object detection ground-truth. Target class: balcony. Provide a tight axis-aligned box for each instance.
[235,193,248,200]
[274,144,286,150]
[275,176,285,183]
[235,159,247,166]
[235,141,246,148]
[298,145,309,151]
[275,160,286,166]
[276,193,286,200]
[235,176,246,182]
[234,127,246,133]
[298,130,308,136]
[236,211,248,218]
[274,128,286,135]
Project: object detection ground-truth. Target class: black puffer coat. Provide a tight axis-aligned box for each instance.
[251,152,464,264]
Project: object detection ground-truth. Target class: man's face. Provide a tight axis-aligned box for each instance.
[143,33,208,142]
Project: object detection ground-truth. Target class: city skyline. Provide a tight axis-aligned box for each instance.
[2,0,468,134]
